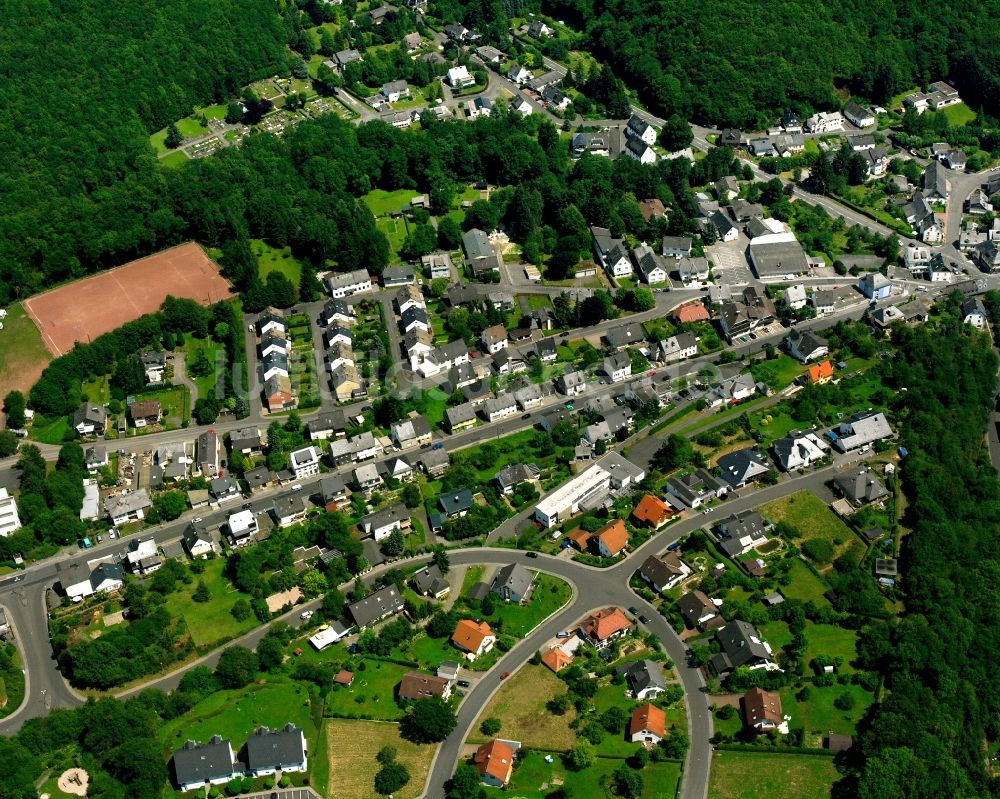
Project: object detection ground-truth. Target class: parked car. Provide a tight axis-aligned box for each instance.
[628,606,639,615]
[457,679,471,688]
[638,615,651,624]
[300,610,314,620]
[525,551,538,558]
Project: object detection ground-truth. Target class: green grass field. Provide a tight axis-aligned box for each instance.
[81,375,111,405]
[780,682,873,737]
[159,150,189,168]
[940,102,976,127]
[759,491,861,567]
[708,751,838,799]
[199,103,229,121]
[161,558,256,647]
[182,337,225,401]
[803,623,858,673]
[377,216,409,256]
[0,302,53,413]
[362,188,417,216]
[0,643,25,719]
[31,416,71,444]
[160,679,313,755]
[150,128,169,154]
[522,294,553,311]
[176,117,209,137]
[781,559,831,604]
[492,573,572,637]
[508,750,681,799]
[323,658,412,720]
[252,239,304,286]
[750,356,805,390]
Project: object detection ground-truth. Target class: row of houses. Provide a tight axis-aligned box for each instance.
[172,724,307,792]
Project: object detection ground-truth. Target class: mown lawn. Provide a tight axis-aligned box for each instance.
[803,623,858,673]
[182,337,226,401]
[780,682,873,737]
[160,679,313,755]
[377,216,409,256]
[468,663,578,750]
[159,150,190,168]
[175,117,209,137]
[709,751,838,799]
[750,355,805,390]
[492,573,572,637]
[324,719,434,799]
[323,658,412,720]
[362,188,417,216]
[507,750,681,799]
[161,558,256,647]
[252,239,303,286]
[940,102,976,127]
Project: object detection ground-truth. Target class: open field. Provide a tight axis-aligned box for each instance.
[324,658,412,720]
[253,239,303,286]
[508,750,681,799]
[324,719,434,799]
[804,623,858,672]
[781,559,831,604]
[708,750,838,799]
[362,188,417,216]
[759,491,862,567]
[781,682,873,737]
[0,302,53,420]
[23,243,234,356]
[160,679,313,755]
[159,150,190,168]
[161,558,256,647]
[468,663,577,750]
[940,102,976,126]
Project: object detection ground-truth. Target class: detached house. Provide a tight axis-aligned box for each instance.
[73,403,107,436]
[603,352,632,384]
[579,606,632,649]
[833,468,889,506]
[773,430,829,471]
[665,469,729,509]
[451,619,496,660]
[289,446,321,479]
[411,565,450,599]
[491,563,534,604]
[348,584,404,629]
[785,329,829,363]
[711,620,780,676]
[617,660,667,700]
[245,724,307,777]
[391,416,433,450]
[677,590,720,630]
[716,446,771,489]
[474,740,515,788]
[629,704,667,744]
[713,510,770,557]
[638,552,691,592]
[359,503,411,541]
[172,737,238,792]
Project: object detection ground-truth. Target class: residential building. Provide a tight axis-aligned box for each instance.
[348,584,404,629]
[600,452,646,490]
[439,488,473,518]
[594,518,629,558]
[264,374,295,412]
[630,494,675,530]
[843,101,875,128]
[675,256,710,286]
[742,687,784,732]
[624,137,656,164]
[0,487,21,537]
[326,268,373,298]
[923,160,951,201]
[483,393,518,423]
[126,537,162,575]
[629,704,666,744]
[718,287,776,341]
[447,65,475,88]
[491,563,534,604]
[785,329,829,363]
[183,523,216,559]
[711,620,780,675]
[572,131,611,158]
[422,251,453,279]
[172,736,238,792]
[833,468,890,505]
[445,402,478,433]
[307,410,347,441]
[858,272,892,300]
[829,410,894,452]
[321,299,356,327]
[245,724,307,776]
[716,175,739,201]
[256,309,286,337]
[677,590,720,629]
[451,619,496,660]
[419,448,450,478]
[617,660,667,700]
[272,493,306,528]
[558,367,587,396]
[399,672,452,702]
[84,445,108,473]
[579,606,632,649]
[330,363,362,401]
[104,489,152,525]
[638,552,691,592]
[229,426,264,456]
[707,373,757,406]
[665,469,729,509]
[713,510,770,557]
[359,503,410,542]
[381,80,410,103]
[382,264,414,287]
[64,562,125,602]
[391,416,433,450]
[773,430,829,471]
[963,297,988,329]
[603,352,632,383]
[411,565,450,599]
[673,302,710,324]
[289,446,321,479]
[661,236,692,258]
[352,463,382,493]
[710,210,738,242]
[72,403,107,435]
[656,333,698,364]
[474,740,515,788]
[805,111,844,133]
[463,229,500,275]
[633,244,668,284]
[494,463,540,495]
[784,284,807,310]
[541,647,573,673]
[533,462,614,528]
[197,429,221,477]
[227,509,258,547]
[717,447,771,489]
[808,360,834,384]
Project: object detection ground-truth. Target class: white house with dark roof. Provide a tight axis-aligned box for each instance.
[289,446,321,479]
[172,736,238,792]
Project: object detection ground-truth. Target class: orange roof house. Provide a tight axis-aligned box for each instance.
[451,620,496,660]
[742,687,783,731]
[579,606,632,649]
[474,739,515,787]
[541,647,572,673]
[673,303,710,324]
[565,528,592,551]
[807,360,833,384]
[629,703,667,743]
[595,519,629,557]
[632,494,675,529]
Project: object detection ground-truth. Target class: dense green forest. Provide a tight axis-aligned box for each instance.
[530,0,1000,127]
[845,315,1000,798]
[0,0,289,303]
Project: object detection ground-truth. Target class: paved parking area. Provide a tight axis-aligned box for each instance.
[236,788,321,799]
